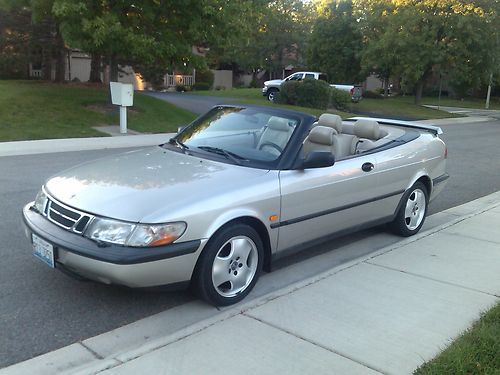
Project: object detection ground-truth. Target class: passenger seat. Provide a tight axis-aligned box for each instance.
[302,126,335,157]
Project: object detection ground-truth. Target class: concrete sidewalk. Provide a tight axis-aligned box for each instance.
[3,192,499,375]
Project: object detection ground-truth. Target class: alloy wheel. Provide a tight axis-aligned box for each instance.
[211,236,258,298]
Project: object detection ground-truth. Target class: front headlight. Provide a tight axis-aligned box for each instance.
[85,218,186,247]
[34,189,48,213]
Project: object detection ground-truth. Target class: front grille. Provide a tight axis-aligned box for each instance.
[46,198,93,234]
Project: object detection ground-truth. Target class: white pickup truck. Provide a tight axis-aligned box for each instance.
[262,71,362,103]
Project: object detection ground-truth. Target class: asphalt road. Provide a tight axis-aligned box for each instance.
[1,118,500,368]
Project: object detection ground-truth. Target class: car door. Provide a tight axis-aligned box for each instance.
[276,154,387,252]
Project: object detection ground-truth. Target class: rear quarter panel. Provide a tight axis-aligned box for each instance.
[375,132,446,217]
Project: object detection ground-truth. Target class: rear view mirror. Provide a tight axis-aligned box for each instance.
[298,151,335,169]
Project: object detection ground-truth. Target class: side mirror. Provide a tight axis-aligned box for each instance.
[298,151,335,169]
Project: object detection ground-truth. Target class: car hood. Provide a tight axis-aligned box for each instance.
[44,147,269,223]
[264,79,284,86]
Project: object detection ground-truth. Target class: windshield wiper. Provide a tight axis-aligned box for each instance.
[168,138,189,153]
[197,146,247,165]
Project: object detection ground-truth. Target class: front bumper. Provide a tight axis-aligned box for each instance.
[22,203,206,288]
[262,86,268,95]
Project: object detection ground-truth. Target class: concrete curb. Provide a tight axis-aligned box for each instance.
[3,191,499,375]
[0,133,175,157]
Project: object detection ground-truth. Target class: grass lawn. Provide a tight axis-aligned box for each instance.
[350,95,462,120]
[0,80,196,142]
[191,88,465,120]
[415,302,500,375]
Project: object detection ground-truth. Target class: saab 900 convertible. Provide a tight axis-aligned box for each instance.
[23,105,448,306]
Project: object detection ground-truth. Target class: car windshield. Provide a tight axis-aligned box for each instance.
[174,107,300,166]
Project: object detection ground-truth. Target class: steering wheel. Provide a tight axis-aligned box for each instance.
[258,142,283,154]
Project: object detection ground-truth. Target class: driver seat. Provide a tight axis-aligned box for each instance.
[256,116,294,155]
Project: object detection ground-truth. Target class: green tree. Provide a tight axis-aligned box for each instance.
[308,0,363,83]
[0,5,31,78]
[53,0,263,83]
[212,0,313,78]
[0,0,67,81]
[357,0,499,103]
[357,0,396,96]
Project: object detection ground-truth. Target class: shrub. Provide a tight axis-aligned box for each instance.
[249,79,259,88]
[175,84,185,92]
[193,82,210,91]
[215,85,225,91]
[196,69,214,88]
[329,87,351,110]
[278,79,330,110]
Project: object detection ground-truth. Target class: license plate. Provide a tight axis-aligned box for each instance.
[32,234,55,268]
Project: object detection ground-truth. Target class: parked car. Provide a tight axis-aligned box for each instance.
[262,71,362,102]
[23,105,448,306]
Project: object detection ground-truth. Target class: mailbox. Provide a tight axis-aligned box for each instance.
[110,82,134,107]
[110,82,134,134]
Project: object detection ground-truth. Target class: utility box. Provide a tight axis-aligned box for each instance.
[110,82,134,107]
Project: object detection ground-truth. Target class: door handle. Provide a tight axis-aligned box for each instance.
[362,162,374,172]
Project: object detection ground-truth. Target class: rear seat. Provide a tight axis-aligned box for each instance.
[353,119,389,153]
[317,114,358,159]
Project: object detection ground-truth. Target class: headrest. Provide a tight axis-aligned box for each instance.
[318,113,343,133]
[354,119,380,140]
[308,126,335,145]
[267,116,290,131]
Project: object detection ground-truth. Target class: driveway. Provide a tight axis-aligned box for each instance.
[145,92,240,115]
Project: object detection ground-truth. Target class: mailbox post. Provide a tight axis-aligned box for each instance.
[110,82,134,134]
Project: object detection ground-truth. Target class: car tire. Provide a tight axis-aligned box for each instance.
[267,89,278,102]
[192,224,264,306]
[390,181,428,237]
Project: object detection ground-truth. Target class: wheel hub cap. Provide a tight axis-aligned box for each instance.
[211,236,258,298]
[404,188,426,230]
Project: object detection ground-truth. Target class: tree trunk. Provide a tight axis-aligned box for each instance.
[41,46,52,80]
[383,77,389,98]
[109,54,119,82]
[89,54,102,82]
[414,80,425,105]
[54,27,66,83]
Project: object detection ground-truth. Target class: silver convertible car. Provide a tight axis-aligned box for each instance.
[23,105,448,306]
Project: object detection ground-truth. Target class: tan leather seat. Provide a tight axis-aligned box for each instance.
[317,113,342,132]
[353,119,384,153]
[257,116,294,156]
[302,126,335,157]
[317,113,357,159]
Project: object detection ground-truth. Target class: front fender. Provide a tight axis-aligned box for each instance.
[204,208,277,252]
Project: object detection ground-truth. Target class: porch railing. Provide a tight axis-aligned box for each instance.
[164,73,195,87]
